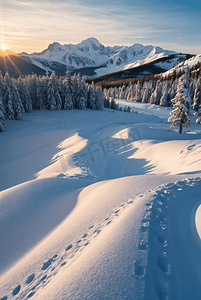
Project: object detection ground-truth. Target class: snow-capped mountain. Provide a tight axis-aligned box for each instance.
[20,37,179,77]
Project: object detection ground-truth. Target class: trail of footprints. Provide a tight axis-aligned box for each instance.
[2,178,199,300]
[1,197,134,300]
[143,178,200,300]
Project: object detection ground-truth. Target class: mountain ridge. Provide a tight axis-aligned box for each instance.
[19,37,180,77]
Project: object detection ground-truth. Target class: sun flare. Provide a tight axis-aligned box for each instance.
[1,43,6,51]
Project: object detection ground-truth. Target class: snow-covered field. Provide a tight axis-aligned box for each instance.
[1,105,201,300]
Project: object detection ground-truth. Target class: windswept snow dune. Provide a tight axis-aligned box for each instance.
[0,107,201,299]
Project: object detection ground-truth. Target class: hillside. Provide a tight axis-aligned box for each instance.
[0,50,46,78]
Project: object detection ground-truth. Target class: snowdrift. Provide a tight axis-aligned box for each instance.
[0,106,201,299]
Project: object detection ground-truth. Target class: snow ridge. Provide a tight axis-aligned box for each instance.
[20,38,177,76]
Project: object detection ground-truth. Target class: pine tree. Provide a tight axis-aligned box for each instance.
[168,78,191,134]
[160,81,169,106]
[23,88,33,113]
[47,84,56,110]
[64,91,73,110]
[95,87,104,110]
[134,81,142,102]
[150,80,162,105]
[76,76,87,109]
[63,74,74,110]
[196,103,201,124]
[119,85,126,99]
[0,71,4,99]
[142,81,151,103]
[87,83,96,109]
[192,77,201,111]
[0,99,6,131]
[54,88,62,110]
[3,86,14,120]
[71,74,78,107]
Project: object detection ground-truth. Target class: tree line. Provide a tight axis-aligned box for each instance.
[103,65,201,133]
[0,71,105,132]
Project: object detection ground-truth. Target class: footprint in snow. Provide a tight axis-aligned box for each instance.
[141,223,149,232]
[26,273,35,285]
[138,240,147,250]
[65,244,73,251]
[1,296,7,300]
[41,255,58,270]
[134,261,144,276]
[157,255,168,273]
[27,291,36,298]
[40,275,47,282]
[82,233,88,238]
[60,262,67,267]
[12,285,21,296]
[157,235,167,247]
[94,229,101,235]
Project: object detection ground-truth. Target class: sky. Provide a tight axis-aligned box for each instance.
[1,0,201,54]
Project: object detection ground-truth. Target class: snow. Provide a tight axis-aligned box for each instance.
[22,38,178,77]
[0,106,201,299]
[162,54,201,77]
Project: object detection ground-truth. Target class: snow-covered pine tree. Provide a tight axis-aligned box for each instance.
[47,84,56,110]
[0,71,4,99]
[168,77,191,134]
[159,80,169,106]
[192,77,201,111]
[95,86,104,110]
[17,77,32,113]
[134,81,142,102]
[196,103,201,124]
[168,78,178,104]
[35,88,44,110]
[10,84,23,120]
[76,75,87,109]
[150,80,162,105]
[71,74,78,107]
[3,86,14,120]
[87,82,96,109]
[54,88,62,110]
[142,81,151,103]
[28,74,38,109]
[40,73,49,108]
[64,90,73,110]
[63,74,74,110]
[189,77,196,102]
[119,85,126,99]
[50,71,58,89]
[0,99,6,131]
[178,70,191,112]
[23,88,33,113]
[127,83,136,101]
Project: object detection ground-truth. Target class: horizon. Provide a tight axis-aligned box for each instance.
[0,0,201,55]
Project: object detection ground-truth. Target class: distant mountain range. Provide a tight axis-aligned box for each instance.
[19,37,193,78]
[0,38,196,79]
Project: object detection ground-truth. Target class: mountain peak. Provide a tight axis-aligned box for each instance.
[79,37,103,48]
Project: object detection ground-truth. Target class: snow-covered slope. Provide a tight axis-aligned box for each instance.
[20,38,177,77]
[162,54,201,77]
[1,106,201,299]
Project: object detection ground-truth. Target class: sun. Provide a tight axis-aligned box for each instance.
[1,43,6,51]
